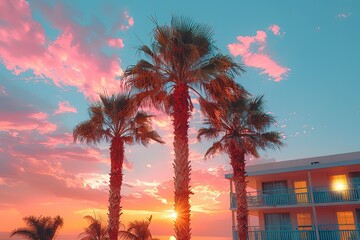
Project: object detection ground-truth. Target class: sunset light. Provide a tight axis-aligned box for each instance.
[170,211,178,220]
[163,210,178,221]
[0,0,359,239]
[331,175,348,192]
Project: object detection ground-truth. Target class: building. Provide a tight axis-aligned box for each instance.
[225,151,360,240]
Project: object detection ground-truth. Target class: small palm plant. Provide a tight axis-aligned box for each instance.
[79,215,108,240]
[73,93,164,240]
[10,215,63,240]
[198,94,283,240]
[118,215,159,240]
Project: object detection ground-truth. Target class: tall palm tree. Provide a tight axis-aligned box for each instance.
[79,215,108,240]
[197,94,283,240]
[10,215,63,240]
[123,16,244,239]
[73,93,164,240]
[118,216,159,240]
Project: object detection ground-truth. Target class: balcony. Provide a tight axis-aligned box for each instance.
[313,187,360,203]
[230,186,360,209]
[232,225,360,240]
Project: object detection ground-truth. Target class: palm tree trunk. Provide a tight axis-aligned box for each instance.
[173,83,192,240]
[229,146,248,240]
[108,136,124,240]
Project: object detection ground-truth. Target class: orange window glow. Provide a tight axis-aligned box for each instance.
[330,175,348,191]
[297,213,312,230]
[294,181,308,203]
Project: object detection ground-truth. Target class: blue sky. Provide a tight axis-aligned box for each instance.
[0,0,359,237]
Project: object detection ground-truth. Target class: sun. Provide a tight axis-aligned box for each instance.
[170,211,177,220]
[163,209,178,221]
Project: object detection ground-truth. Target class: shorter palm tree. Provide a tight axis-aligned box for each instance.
[10,215,63,240]
[198,94,283,240]
[79,215,108,240]
[73,93,164,240]
[118,215,159,240]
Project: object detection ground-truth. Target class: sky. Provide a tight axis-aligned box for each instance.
[0,0,359,238]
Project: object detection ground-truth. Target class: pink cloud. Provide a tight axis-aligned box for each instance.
[228,26,290,82]
[29,112,48,120]
[120,11,135,30]
[0,0,123,99]
[39,132,74,147]
[108,38,125,48]
[53,101,77,115]
[0,93,57,134]
[268,24,280,35]
[0,112,56,134]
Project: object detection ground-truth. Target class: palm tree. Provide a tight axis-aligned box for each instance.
[197,94,283,240]
[79,215,108,240]
[123,16,244,239]
[10,215,63,240]
[118,216,159,240]
[73,93,164,240]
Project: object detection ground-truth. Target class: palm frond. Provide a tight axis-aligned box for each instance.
[11,215,63,240]
[197,127,220,142]
[73,120,106,144]
[205,141,224,158]
[118,231,137,240]
[10,229,37,239]
[258,131,284,150]
[199,94,283,159]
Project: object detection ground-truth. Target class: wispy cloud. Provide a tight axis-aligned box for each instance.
[228,25,290,82]
[0,111,56,134]
[0,85,8,96]
[337,12,351,19]
[53,101,77,115]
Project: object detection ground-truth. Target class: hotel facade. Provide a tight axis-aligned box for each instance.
[225,151,360,240]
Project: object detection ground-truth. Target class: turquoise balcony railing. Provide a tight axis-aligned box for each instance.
[230,186,360,209]
[313,187,360,203]
[232,225,360,240]
[233,225,316,240]
[318,224,360,240]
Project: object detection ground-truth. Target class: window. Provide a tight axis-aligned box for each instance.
[330,175,348,191]
[336,211,356,240]
[337,211,355,230]
[262,181,290,205]
[264,213,291,230]
[294,181,308,203]
[349,172,360,188]
[297,213,312,230]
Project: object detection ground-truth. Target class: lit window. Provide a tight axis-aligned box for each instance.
[297,213,312,230]
[337,211,355,240]
[294,181,308,203]
[331,175,348,191]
